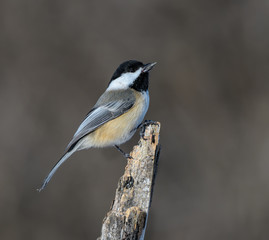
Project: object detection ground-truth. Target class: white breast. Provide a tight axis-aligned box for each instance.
[136,90,149,126]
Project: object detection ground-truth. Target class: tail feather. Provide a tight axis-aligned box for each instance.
[37,145,80,192]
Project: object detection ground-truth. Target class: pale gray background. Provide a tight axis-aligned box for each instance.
[1,0,269,239]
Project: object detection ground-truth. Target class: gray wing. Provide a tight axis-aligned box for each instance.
[66,96,134,151]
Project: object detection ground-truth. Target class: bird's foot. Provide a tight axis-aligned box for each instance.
[138,120,157,139]
[114,145,133,160]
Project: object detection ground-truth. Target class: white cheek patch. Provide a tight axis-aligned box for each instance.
[107,68,142,91]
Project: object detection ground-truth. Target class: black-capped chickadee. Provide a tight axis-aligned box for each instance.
[38,60,156,191]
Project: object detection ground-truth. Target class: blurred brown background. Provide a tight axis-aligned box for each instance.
[1,0,269,239]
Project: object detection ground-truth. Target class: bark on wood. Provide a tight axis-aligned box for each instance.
[97,122,161,240]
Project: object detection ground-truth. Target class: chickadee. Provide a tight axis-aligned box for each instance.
[38,60,156,191]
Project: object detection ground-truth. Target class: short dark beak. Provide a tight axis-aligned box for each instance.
[142,62,157,72]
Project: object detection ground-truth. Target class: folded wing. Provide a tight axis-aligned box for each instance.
[66,99,134,151]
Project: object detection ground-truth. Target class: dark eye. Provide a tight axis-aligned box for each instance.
[129,67,136,73]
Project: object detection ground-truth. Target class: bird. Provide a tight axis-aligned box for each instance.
[38,60,156,191]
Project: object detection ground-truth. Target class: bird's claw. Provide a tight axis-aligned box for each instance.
[125,153,133,159]
[139,120,157,140]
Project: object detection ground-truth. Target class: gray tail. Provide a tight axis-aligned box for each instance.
[37,144,80,192]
